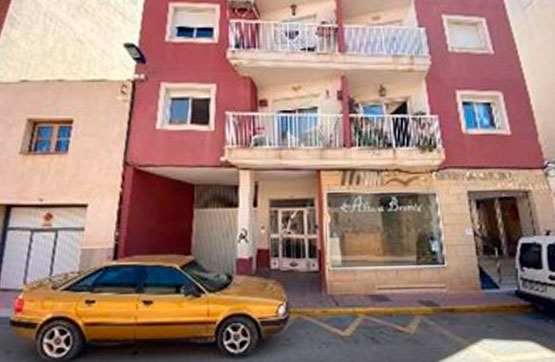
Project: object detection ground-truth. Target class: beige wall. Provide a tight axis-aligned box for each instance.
[346,3,417,26]
[505,0,555,160]
[260,1,336,22]
[0,81,131,269]
[321,169,555,294]
[0,0,144,82]
[258,77,342,114]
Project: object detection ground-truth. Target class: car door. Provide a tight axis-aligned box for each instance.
[517,241,547,298]
[547,242,555,300]
[136,266,210,340]
[73,265,142,341]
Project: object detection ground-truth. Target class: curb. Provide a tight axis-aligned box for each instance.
[290,303,532,316]
[0,309,11,318]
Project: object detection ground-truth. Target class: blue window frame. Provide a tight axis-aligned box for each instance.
[30,122,72,154]
[463,101,497,131]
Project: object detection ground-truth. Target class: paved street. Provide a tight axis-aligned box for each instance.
[1,311,555,362]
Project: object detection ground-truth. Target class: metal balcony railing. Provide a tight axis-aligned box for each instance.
[344,25,430,57]
[350,114,442,150]
[226,112,343,148]
[229,20,339,53]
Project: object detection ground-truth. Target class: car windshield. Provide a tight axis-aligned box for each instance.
[181,261,232,293]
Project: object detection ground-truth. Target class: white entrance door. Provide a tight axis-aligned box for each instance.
[270,207,318,272]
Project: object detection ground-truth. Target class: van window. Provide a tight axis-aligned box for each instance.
[519,243,543,270]
[548,244,555,272]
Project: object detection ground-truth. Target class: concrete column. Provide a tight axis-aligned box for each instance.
[341,76,352,147]
[236,170,255,275]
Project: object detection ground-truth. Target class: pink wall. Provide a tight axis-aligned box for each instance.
[415,0,544,169]
[118,167,195,257]
[127,0,257,167]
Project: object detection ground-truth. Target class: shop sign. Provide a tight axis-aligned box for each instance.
[340,196,424,214]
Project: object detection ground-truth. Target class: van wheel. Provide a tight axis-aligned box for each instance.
[217,316,259,357]
[37,320,84,361]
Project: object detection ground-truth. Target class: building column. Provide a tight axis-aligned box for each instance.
[236,170,255,275]
[341,76,352,147]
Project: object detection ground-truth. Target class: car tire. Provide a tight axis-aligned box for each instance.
[36,320,84,362]
[216,316,259,357]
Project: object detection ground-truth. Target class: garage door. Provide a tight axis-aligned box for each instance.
[0,207,86,290]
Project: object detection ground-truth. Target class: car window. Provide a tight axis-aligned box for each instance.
[548,244,555,272]
[181,261,232,293]
[143,266,199,295]
[66,269,104,292]
[92,266,143,294]
[519,243,543,270]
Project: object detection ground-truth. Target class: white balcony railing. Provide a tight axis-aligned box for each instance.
[344,26,429,57]
[226,112,343,148]
[350,115,442,150]
[229,20,338,53]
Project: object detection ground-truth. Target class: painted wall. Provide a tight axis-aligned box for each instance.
[505,0,555,161]
[0,0,144,81]
[127,0,257,167]
[0,81,131,268]
[260,1,336,22]
[118,167,195,257]
[415,0,544,169]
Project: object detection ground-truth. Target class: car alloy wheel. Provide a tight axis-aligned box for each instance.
[223,322,251,355]
[37,320,84,361]
[42,326,73,359]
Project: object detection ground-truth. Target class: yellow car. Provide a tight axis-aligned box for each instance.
[10,255,289,361]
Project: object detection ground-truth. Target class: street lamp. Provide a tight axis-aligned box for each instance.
[123,43,146,64]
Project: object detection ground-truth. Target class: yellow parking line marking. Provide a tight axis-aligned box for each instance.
[299,314,422,338]
[421,317,469,347]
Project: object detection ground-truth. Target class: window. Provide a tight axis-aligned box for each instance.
[28,121,72,154]
[167,3,220,42]
[548,244,555,272]
[181,261,232,293]
[457,91,510,134]
[91,266,143,294]
[158,83,216,130]
[327,193,444,268]
[443,16,493,54]
[66,269,104,292]
[519,243,543,270]
[143,266,198,295]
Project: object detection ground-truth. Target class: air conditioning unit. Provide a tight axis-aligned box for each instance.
[228,0,255,11]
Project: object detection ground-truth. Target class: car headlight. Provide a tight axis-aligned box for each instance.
[277,302,287,317]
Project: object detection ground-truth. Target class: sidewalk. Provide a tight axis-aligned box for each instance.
[0,291,19,318]
[255,270,530,315]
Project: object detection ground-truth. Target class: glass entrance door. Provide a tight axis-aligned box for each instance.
[270,205,318,272]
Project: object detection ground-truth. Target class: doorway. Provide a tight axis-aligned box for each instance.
[469,192,536,289]
[269,199,318,272]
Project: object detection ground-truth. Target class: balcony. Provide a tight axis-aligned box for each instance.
[224,112,444,170]
[228,20,431,86]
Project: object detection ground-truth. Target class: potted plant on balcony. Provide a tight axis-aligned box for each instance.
[413,112,438,152]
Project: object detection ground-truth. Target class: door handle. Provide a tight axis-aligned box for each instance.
[142,300,154,306]
[84,299,96,306]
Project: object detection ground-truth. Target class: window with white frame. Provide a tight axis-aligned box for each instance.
[158,84,216,130]
[457,91,509,134]
[443,16,493,53]
[167,3,220,42]
[28,121,73,154]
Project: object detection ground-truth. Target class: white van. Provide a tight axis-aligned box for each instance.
[516,236,555,307]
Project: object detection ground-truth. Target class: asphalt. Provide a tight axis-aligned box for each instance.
[2,310,555,362]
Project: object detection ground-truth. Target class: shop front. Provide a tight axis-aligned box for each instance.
[320,169,555,294]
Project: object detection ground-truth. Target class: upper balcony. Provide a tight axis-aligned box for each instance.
[227,20,431,87]
[224,112,444,170]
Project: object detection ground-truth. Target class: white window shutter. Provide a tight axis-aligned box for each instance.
[449,22,483,49]
[173,8,215,28]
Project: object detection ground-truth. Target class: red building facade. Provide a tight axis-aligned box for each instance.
[119,0,554,294]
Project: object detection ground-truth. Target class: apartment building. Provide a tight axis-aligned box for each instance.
[113,0,552,294]
[505,0,555,217]
[0,0,144,290]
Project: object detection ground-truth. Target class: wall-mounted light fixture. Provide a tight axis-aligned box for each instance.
[123,43,146,64]
[379,84,387,98]
[290,4,297,16]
